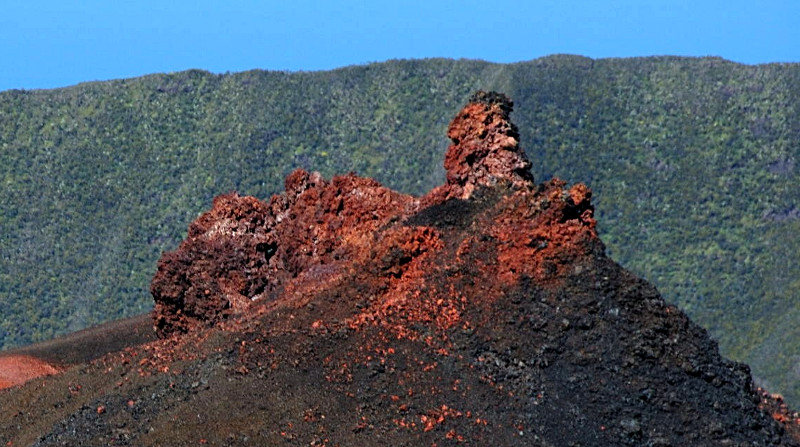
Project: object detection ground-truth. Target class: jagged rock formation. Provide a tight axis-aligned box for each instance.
[151,171,417,337]
[1,92,798,446]
[440,91,534,197]
[151,92,551,338]
[150,91,543,338]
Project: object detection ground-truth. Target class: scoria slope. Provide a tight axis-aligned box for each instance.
[1,92,798,446]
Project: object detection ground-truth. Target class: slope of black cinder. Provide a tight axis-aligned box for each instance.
[447,255,789,446]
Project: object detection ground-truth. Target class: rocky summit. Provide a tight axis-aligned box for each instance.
[1,92,798,446]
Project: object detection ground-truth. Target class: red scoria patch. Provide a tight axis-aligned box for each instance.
[759,388,800,441]
[0,355,60,389]
[427,90,534,202]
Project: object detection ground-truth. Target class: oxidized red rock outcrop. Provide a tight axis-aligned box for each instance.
[151,192,273,335]
[426,90,534,203]
[150,92,591,338]
[151,171,417,337]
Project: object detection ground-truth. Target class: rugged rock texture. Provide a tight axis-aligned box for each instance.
[1,92,798,446]
[151,171,417,337]
[426,90,534,203]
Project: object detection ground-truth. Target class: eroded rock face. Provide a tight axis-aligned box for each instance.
[151,192,275,336]
[151,171,417,336]
[440,91,534,199]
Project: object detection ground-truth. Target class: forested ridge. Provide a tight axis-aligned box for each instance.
[1,55,798,404]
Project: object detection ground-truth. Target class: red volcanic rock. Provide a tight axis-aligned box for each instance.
[151,192,275,336]
[151,92,576,338]
[151,170,417,337]
[759,389,800,440]
[427,90,534,202]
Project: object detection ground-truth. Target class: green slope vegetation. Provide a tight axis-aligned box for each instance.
[1,56,798,404]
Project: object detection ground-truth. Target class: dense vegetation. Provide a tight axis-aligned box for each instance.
[0,56,798,404]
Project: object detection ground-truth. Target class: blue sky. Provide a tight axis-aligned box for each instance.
[2,0,798,91]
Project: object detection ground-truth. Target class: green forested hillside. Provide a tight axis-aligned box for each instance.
[1,56,798,404]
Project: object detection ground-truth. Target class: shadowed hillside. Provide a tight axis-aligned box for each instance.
[1,56,799,405]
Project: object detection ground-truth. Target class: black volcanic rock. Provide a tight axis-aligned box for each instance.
[0,93,797,446]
